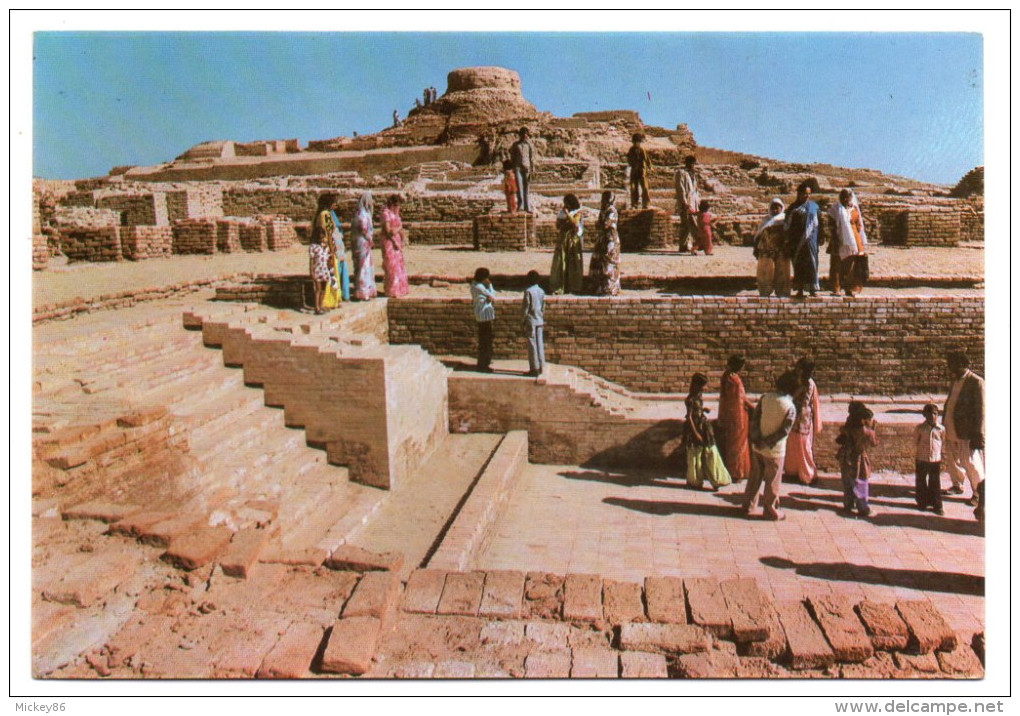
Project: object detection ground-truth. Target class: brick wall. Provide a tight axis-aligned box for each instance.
[172,219,218,255]
[905,208,961,247]
[219,188,500,225]
[531,162,591,183]
[388,296,984,395]
[121,225,173,260]
[55,206,121,229]
[57,191,97,208]
[403,221,472,246]
[473,212,534,251]
[216,219,243,253]
[95,192,170,226]
[960,204,983,242]
[239,222,268,252]
[399,195,500,223]
[32,234,49,270]
[261,216,297,250]
[533,220,560,248]
[712,216,759,247]
[222,187,323,221]
[447,376,921,474]
[874,206,961,246]
[618,208,673,251]
[166,185,225,221]
[60,226,123,262]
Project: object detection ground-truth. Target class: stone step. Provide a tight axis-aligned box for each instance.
[278,475,374,552]
[191,414,307,481]
[143,367,253,421]
[315,489,389,554]
[185,401,288,459]
[80,350,223,396]
[45,338,203,387]
[175,383,270,440]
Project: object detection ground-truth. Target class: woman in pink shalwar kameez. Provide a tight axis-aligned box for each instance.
[784,357,823,484]
[380,195,410,299]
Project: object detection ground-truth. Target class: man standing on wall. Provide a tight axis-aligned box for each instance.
[742,371,799,521]
[511,127,535,213]
[942,350,984,506]
[627,133,652,209]
[785,180,821,298]
[674,155,700,252]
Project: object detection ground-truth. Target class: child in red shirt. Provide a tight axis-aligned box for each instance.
[695,199,714,255]
[502,159,518,213]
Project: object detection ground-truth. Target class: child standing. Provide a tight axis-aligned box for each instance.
[502,159,518,213]
[836,401,878,518]
[683,373,733,490]
[471,267,496,373]
[694,199,714,255]
[914,403,945,515]
[522,270,546,377]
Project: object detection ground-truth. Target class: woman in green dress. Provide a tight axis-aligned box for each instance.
[683,372,733,490]
[550,193,584,294]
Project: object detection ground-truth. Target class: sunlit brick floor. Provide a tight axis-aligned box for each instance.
[475,464,984,636]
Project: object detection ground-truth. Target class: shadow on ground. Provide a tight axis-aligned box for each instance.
[760,556,984,596]
[603,496,742,519]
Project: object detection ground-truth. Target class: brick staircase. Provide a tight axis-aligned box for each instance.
[32,303,384,552]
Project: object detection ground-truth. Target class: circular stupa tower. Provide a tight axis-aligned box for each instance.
[431,66,540,125]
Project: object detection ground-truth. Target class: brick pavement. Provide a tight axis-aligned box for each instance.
[474,464,984,637]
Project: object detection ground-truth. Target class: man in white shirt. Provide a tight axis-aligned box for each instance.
[522,270,545,377]
[674,155,700,253]
[471,267,496,373]
[742,371,799,521]
[914,403,945,515]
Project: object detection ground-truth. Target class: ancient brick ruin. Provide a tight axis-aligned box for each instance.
[30,65,985,682]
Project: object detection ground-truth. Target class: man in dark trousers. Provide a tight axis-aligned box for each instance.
[510,127,534,213]
[627,133,652,209]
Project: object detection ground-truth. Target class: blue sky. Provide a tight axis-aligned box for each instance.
[33,32,982,184]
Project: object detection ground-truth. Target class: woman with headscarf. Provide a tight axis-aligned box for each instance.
[330,201,350,304]
[753,198,791,297]
[380,194,410,299]
[588,190,621,296]
[351,192,377,301]
[828,188,869,296]
[683,372,733,491]
[309,193,339,314]
[784,181,821,298]
[550,193,584,295]
[718,354,754,482]
[784,356,823,485]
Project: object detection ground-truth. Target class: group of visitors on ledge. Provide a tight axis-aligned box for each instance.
[754,183,870,299]
[308,128,871,309]
[308,191,409,314]
[684,351,984,524]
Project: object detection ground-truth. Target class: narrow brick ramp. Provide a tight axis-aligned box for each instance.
[342,433,504,580]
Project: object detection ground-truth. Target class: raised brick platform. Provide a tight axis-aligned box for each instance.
[473,212,534,251]
[619,207,673,251]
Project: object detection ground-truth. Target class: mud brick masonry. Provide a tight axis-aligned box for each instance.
[474,212,534,251]
[387,295,984,396]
